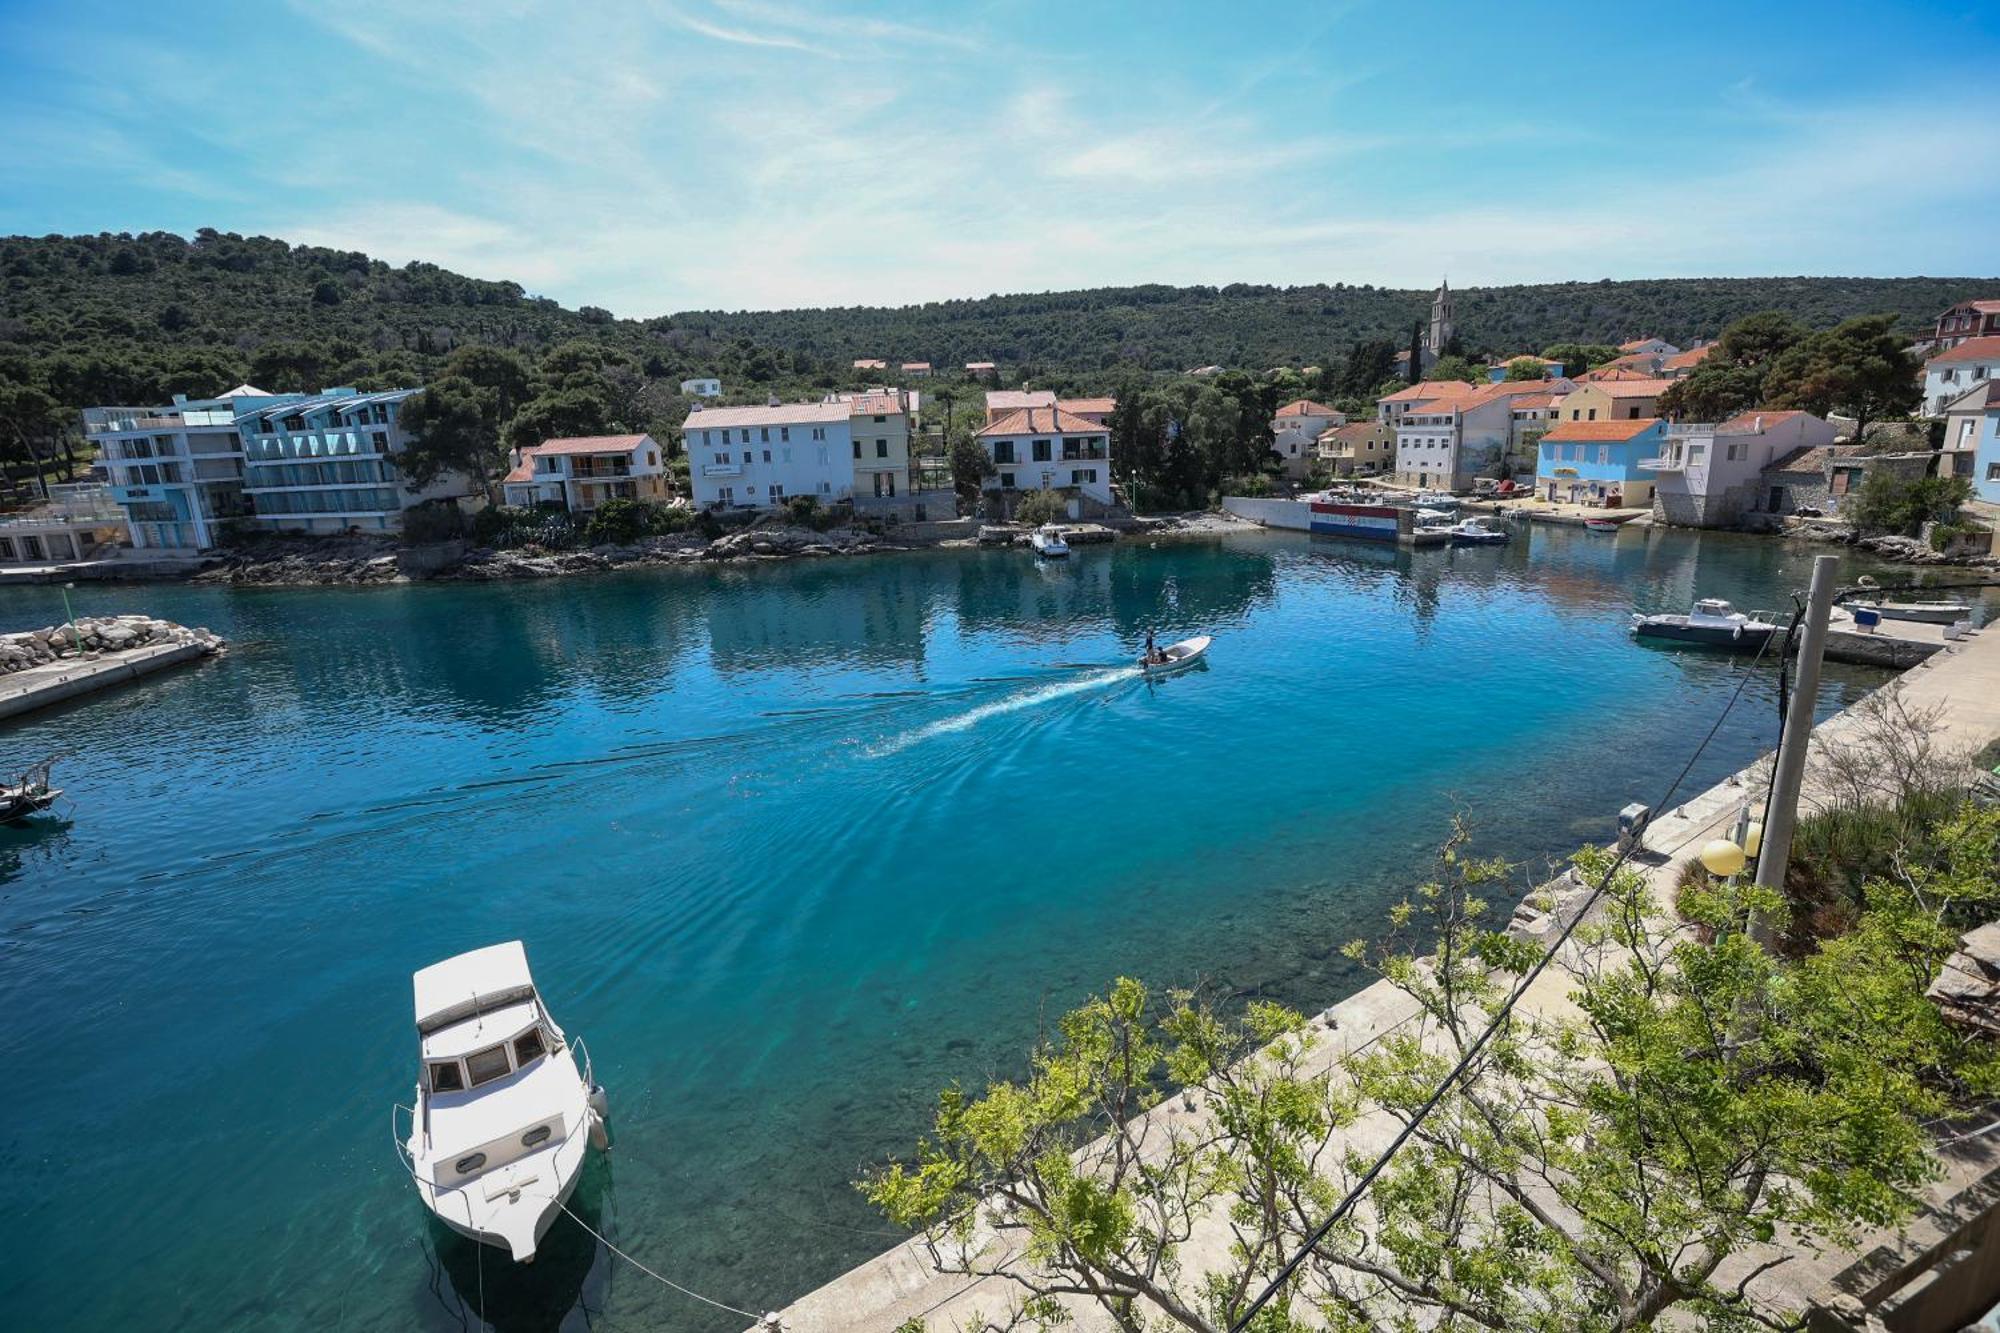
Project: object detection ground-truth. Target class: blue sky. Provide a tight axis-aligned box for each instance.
[2,0,1996,315]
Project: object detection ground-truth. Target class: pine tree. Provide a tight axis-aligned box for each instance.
[1408,321,1423,382]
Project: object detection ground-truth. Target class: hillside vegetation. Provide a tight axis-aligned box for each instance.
[0,229,1988,497]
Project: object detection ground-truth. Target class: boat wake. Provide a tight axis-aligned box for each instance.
[868,666,1142,757]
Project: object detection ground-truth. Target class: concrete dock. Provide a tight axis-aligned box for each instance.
[0,620,224,722]
[755,624,2000,1332]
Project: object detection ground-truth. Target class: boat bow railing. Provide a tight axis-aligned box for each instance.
[569,1035,595,1089]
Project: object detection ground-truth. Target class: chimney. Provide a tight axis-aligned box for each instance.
[768,393,781,407]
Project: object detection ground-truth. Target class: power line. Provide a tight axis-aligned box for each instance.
[1228,620,1786,1331]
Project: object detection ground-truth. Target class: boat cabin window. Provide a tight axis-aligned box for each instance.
[522,1124,553,1149]
[465,1043,513,1088]
[513,1028,547,1066]
[429,1061,465,1093]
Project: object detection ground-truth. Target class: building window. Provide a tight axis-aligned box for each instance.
[876,440,888,458]
[763,450,771,462]
[993,441,1016,464]
[1598,446,1610,465]
[999,471,1016,489]
[780,427,790,442]
[1032,439,1051,462]
[761,428,770,442]
[853,440,861,459]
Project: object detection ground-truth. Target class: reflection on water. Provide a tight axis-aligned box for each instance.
[0,530,1933,1332]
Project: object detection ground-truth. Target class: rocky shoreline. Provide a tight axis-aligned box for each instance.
[1787,521,2000,569]
[187,525,929,587]
[0,614,225,677]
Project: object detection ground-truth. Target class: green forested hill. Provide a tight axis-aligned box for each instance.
[0,228,1991,487]
[674,275,1992,372]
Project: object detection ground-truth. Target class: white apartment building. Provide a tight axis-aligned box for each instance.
[1643,409,1837,528]
[86,385,273,550]
[680,378,722,398]
[1922,337,2000,417]
[234,387,477,535]
[501,434,668,511]
[975,405,1114,519]
[1391,380,1568,490]
[684,401,855,509]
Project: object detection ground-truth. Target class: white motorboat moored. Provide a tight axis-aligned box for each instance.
[1413,491,1461,510]
[395,941,608,1262]
[1630,598,1781,652]
[1029,526,1070,559]
[1140,634,1211,676]
[1849,599,1971,625]
[1445,517,1509,546]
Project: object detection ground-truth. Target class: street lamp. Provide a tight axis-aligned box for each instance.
[1698,837,1747,878]
[58,581,83,655]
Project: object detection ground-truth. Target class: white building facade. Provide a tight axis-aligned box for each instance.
[1271,399,1346,479]
[86,386,273,550]
[679,378,722,398]
[974,406,1114,518]
[684,401,855,509]
[1643,410,1837,528]
[234,387,477,535]
[1922,337,2000,417]
[501,435,668,511]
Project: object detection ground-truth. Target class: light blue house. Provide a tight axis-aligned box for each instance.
[1947,382,2000,503]
[1535,417,1668,507]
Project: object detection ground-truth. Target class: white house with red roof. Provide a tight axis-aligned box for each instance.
[1617,337,1680,359]
[682,401,854,510]
[974,405,1114,518]
[501,434,667,512]
[1640,409,1836,528]
[1270,399,1346,478]
[1391,379,1574,490]
[1922,336,2000,416]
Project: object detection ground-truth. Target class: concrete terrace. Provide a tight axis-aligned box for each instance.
[759,622,2000,1332]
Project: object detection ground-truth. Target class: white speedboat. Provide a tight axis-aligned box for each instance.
[1850,599,1971,625]
[1029,526,1070,559]
[1140,634,1211,676]
[1446,518,1509,546]
[1630,598,1780,652]
[1413,491,1461,511]
[1415,507,1455,524]
[396,941,608,1262]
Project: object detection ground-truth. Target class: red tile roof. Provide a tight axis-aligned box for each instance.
[976,406,1108,437]
[852,358,888,369]
[1326,420,1391,442]
[1059,396,1118,416]
[1573,377,1674,398]
[1618,337,1666,352]
[502,460,535,484]
[900,361,931,371]
[1664,343,1715,371]
[986,389,1057,413]
[1507,393,1560,409]
[847,391,904,415]
[1380,379,1481,404]
[1927,335,2000,365]
[1542,417,1663,442]
[1274,398,1342,418]
[533,434,651,455]
[1715,409,1806,434]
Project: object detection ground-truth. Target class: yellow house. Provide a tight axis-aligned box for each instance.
[848,390,912,499]
[1554,378,1672,424]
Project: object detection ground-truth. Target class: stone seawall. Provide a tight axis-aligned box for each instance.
[0,615,225,721]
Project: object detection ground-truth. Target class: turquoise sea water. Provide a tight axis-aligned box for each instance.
[0,526,1925,1331]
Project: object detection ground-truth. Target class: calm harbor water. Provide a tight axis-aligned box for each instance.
[0,525,1924,1331]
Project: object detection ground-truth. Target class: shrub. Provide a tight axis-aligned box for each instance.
[783,494,839,531]
[400,502,465,544]
[1846,470,1972,537]
[1014,488,1068,526]
[1220,472,1273,498]
[469,503,581,550]
[582,497,654,545]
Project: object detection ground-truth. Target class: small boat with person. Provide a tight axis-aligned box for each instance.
[1630,598,1781,652]
[1,753,65,824]
[1140,634,1211,677]
[1029,526,1070,559]
[395,941,609,1263]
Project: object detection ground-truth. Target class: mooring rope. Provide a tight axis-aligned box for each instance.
[554,1198,773,1325]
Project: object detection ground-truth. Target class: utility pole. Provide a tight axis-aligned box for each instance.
[1753,554,1839,896]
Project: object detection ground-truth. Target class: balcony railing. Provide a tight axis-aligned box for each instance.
[701,463,744,478]
[1663,422,1716,438]
[1638,456,1684,472]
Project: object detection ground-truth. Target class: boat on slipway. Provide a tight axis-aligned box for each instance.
[1849,599,1972,625]
[1630,599,1781,652]
[395,941,609,1262]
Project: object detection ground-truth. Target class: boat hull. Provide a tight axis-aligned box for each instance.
[415,1106,593,1262]
[1141,635,1211,676]
[1855,602,1969,625]
[1632,621,1775,652]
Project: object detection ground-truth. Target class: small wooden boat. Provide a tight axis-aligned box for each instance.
[1584,518,1623,532]
[1028,526,1070,559]
[1140,634,1211,676]
[0,753,64,824]
[1850,599,1971,625]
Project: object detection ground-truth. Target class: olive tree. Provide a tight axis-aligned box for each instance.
[864,820,1989,1332]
